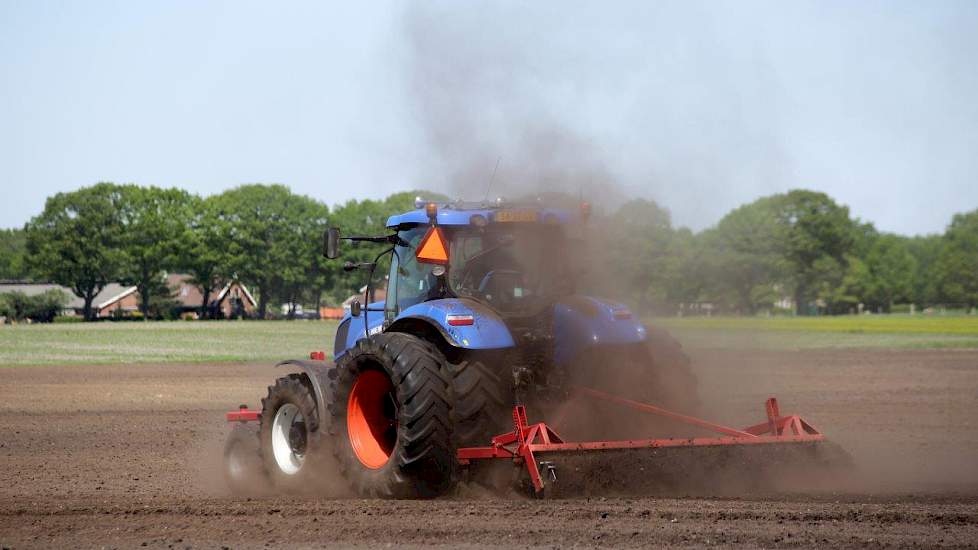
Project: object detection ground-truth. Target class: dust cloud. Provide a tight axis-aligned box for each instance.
[402,4,628,212]
[388,4,978,499]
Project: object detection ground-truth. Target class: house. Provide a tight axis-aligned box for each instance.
[0,281,137,317]
[1,275,256,319]
[166,273,206,314]
[95,284,141,317]
[161,273,257,319]
[210,279,256,318]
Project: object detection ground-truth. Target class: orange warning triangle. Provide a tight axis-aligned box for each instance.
[415,226,449,265]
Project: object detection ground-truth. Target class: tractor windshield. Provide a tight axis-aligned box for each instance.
[447,224,573,313]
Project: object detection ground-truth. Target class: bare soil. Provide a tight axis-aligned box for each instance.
[1,349,977,548]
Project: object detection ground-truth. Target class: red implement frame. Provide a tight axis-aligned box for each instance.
[224,351,327,423]
[226,404,260,423]
[456,387,825,494]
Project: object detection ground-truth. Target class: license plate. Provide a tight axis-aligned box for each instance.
[494,209,538,223]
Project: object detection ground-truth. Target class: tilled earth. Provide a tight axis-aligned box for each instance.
[1,348,977,548]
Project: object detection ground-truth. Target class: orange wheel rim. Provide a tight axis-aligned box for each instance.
[347,370,396,469]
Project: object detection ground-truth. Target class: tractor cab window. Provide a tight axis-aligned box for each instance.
[386,226,437,318]
[448,224,573,313]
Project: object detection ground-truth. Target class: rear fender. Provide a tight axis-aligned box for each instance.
[275,359,333,430]
[554,296,648,368]
[388,298,515,350]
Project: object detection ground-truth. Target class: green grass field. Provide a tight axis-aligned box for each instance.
[0,320,336,366]
[652,314,978,350]
[1,314,977,366]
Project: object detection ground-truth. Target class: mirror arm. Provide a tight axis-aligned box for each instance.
[343,233,401,244]
[362,246,395,337]
[343,261,375,272]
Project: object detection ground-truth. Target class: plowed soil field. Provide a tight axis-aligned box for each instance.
[2,349,977,548]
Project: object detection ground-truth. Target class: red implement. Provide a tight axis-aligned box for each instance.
[456,388,825,494]
[226,404,260,423]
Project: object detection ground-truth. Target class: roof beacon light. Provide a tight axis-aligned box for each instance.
[415,226,449,265]
[425,202,438,223]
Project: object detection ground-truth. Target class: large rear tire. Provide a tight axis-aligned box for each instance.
[643,326,700,413]
[259,373,322,492]
[451,357,512,447]
[328,333,456,498]
[562,327,699,440]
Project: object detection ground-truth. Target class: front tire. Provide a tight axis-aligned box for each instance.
[259,374,322,492]
[328,333,456,498]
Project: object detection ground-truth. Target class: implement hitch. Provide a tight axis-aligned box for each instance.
[456,388,825,494]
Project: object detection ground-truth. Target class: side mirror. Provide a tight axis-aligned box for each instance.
[350,299,361,317]
[324,227,341,259]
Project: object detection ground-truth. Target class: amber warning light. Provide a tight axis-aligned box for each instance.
[415,226,449,265]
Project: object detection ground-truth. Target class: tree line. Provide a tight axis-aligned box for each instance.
[1,183,437,320]
[599,190,978,315]
[0,184,975,320]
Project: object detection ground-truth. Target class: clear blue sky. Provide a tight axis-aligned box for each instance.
[2,1,976,235]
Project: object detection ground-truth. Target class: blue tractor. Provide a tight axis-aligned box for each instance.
[223,199,700,497]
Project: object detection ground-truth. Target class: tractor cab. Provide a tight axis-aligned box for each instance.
[324,200,598,360]
[384,217,575,319]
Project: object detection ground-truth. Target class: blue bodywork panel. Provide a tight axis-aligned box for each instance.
[386,206,579,228]
[334,302,387,360]
[333,295,647,363]
[552,297,647,369]
[333,298,515,361]
[392,299,515,349]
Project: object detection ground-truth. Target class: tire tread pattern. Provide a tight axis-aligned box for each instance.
[327,333,456,498]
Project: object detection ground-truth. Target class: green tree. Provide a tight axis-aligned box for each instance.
[25,183,126,321]
[905,234,943,306]
[0,228,28,280]
[117,185,195,319]
[211,184,329,318]
[0,289,68,323]
[182,196,232,318]
[273,194,329,319]
[935,209,978,307]
[603,198,682,313]
[859,234,917,311]
[768,190,856,315]
[700,198,783,314]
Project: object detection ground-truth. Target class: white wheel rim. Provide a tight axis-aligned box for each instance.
[227,444,247,479]
[271,403,305,475]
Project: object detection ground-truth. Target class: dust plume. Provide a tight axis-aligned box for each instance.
[402,4,627,211]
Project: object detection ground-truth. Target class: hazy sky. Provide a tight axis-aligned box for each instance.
[2,1,976,235]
